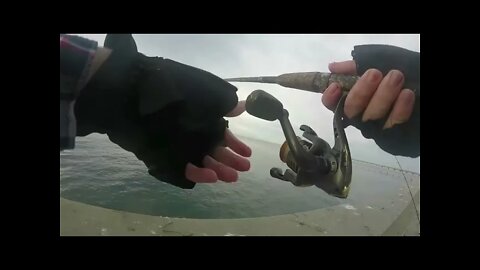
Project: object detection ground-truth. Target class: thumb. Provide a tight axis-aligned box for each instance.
[328,60,357,75]
[225,100,246,117]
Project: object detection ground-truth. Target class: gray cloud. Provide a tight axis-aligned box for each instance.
[77,34,420,173]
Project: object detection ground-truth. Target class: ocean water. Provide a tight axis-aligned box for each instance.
[60,134,416,219]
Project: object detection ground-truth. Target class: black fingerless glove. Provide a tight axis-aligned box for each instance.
[74,34,238,188]
[346,44,420,158]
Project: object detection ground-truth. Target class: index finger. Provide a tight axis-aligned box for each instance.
[328,60,357,75]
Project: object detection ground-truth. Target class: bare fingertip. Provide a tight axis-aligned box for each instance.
[243,147,252,157]
[243,159,251,171]
[328,62,335,71]
[403,89,415,102]
[325,83,339,94]
[364,68,383,83]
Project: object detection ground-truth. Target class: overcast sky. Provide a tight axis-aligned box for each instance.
[77,34,420,173]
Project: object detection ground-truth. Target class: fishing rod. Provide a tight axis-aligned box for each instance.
[226,45,420,198]
[225,72,359,94]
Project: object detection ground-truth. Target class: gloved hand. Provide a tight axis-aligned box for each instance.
[74,34,250,188]
[322,44,420,158]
